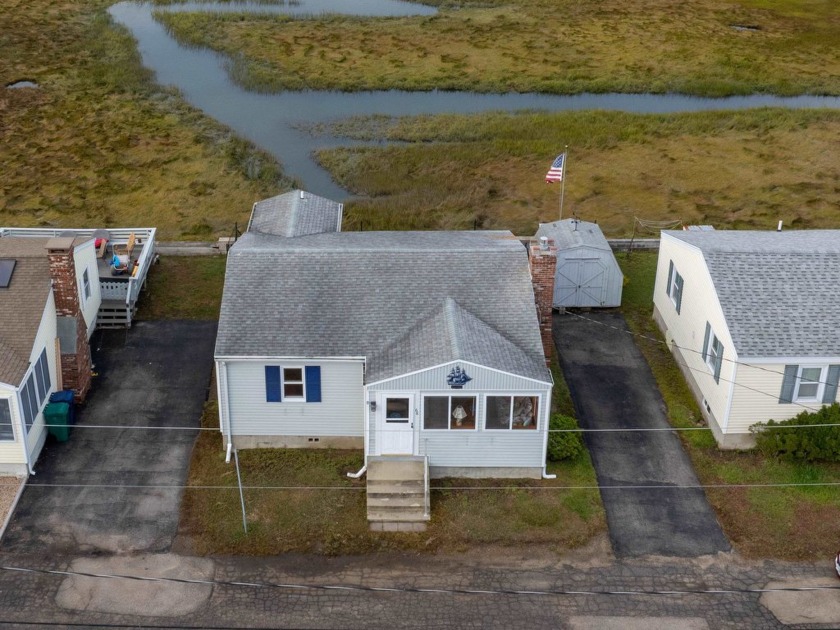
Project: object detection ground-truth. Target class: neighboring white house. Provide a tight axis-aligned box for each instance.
[0,236,101,474]
[215,191,557,484]
[653,229,840,449]
[535,219,623,308]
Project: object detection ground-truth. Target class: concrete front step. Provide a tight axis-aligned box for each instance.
[367,495,426,509]
[367,509,430,522]
[367,480,425,494]
[367,461,426,482]
[366,455,430,529]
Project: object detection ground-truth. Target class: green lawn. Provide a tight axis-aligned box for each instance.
[619,251,840,560]
[178,384,605,556]
[135,255,228,320]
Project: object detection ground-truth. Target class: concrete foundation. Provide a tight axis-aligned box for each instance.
[430,466,543,479]
[231,435,363,450]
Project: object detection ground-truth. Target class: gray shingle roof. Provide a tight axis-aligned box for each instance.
[536,219,611,251]
[665,230,840,358]
[367,297,549,383]
[216,230,550,383]
[248,190,343,238]
[0,238,52,386]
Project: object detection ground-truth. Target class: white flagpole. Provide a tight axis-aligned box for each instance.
[559,145,568,220]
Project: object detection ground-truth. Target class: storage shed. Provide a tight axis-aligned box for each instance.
[535,219,623,308]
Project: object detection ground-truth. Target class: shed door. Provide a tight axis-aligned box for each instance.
[377,394,415,455]
[555,259,606,307]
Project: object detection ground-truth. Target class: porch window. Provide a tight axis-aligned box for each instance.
[422,395,476,430]
[0,399,13,441]
[485,396,539,430]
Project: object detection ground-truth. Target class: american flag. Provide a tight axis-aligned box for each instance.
[545,153,565,183]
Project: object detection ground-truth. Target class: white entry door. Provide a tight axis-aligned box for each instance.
[377,394,415,455]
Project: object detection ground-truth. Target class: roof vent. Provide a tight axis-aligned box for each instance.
[300,190,305,200]
[777,220,783,232]
[0,259,16,288]
[539,236,549,251]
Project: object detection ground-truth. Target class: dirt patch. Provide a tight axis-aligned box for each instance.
[0,477,25,535]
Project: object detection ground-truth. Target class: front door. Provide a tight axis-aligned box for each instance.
[378,394,415,455]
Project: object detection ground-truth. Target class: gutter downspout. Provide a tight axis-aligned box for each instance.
[219,361,234,464]
[540,386,556,480]
[347,363,368,479]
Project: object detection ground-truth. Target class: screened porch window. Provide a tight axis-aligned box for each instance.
[485,396,538,430]
[423,396,476,430]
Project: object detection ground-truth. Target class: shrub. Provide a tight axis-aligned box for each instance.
[751,403,840,462]
[547,413,585,461]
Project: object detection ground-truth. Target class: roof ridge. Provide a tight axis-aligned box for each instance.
[443,297,462,359]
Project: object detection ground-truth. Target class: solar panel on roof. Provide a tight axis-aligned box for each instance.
[0,259,16,288]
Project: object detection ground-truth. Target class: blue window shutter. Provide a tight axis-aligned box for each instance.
[779,365,798,404]
[265,366,281,402]
[713,340,723,384]
[305,366,322,403]
[702,322,711,362]
[667,260,674,296]
[823,365,840,404]
[675,274,684,314]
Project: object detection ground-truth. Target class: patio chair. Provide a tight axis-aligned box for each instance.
[113,232,136,259]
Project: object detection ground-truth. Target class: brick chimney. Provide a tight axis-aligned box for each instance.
[528,237,557,365]
[46,237,92,402]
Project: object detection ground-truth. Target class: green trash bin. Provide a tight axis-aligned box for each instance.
[44,402,71,442]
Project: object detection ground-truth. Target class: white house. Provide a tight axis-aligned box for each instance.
[653,229,840,448]
[0,236,101,474]
[215,190,557,528]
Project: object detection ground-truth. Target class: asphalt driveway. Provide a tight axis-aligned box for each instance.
[1,320,217,555]
[554,311,730,558]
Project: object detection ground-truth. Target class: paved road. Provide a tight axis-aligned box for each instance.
[553,311,730,558]
[0,546,835,628]
[0,320,217,555]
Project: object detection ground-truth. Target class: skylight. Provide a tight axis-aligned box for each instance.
[0,259,17,288]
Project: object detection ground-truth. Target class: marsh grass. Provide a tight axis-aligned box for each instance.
[619,252,840,560]
[135,255,228,320]
[1,0,292,239]
[318,108,840,236]
[156,0,840,95]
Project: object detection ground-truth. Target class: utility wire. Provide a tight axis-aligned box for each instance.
[2,563,840,599]
[567,310,840,389]
[16,481,840,491]
[564,311,837,413]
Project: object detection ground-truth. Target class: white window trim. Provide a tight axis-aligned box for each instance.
[705,331,722,374]
[421,394,478,432]
[281,367,306,402]
[81,267,91,304]
[669,269,682,308]
[483,393,541,431]
[794,365,826,402]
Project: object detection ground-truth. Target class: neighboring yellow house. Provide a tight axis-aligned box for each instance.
[653,229,840,449]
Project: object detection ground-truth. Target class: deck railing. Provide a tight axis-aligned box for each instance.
[0,226,157,312]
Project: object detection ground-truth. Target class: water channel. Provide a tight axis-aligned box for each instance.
[110,1,840,200]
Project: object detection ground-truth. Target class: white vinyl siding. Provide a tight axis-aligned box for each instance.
[654,235,735,431]
[73,240,101,338]
[0,390,25,464]
[224,360,363,437]
[727,361,839,433]
[367,362,551,468]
